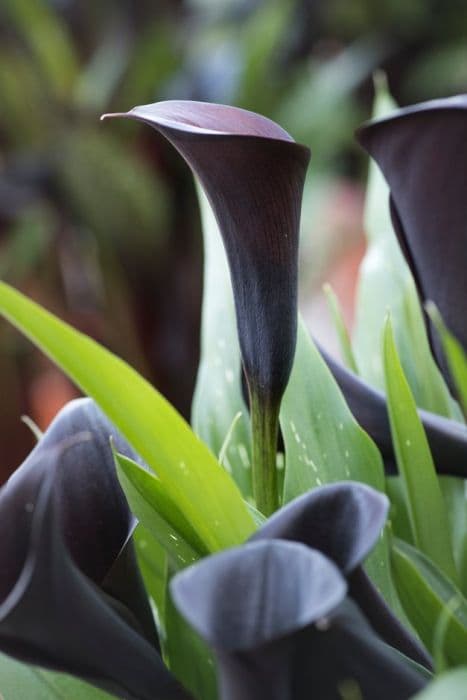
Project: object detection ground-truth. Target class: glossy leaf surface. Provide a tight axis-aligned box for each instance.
[0,281,255,552]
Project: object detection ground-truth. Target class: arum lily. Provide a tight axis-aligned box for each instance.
[171,499,429,699]
[251,481,432,668]
[102,101,311,516]
[0,398,190,700]
[357,95,467,391]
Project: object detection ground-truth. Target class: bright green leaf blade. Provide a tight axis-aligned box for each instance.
[280,319,397,609]
[392,539,467,666]
[133,524,167,628]
[115,452,204,567]
[427,303,467,419]
[412,667,467,699]
[191,185,253,499]
[323,283,358,374]
[353,75,459,420]
[0,281,256,552]
[383,318,457,582]
[0,653,113,699]
[165,586,217,700]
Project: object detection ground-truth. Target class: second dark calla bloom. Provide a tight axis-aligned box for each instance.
[357,96,467,388]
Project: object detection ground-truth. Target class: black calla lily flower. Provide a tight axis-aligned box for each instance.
[321,345,467,479]
[357,96,467,388]
[251,480,432,668]
[171,527,428,699]
[102,101,311,515]
[102,101,310,410]
[0,398,190,700]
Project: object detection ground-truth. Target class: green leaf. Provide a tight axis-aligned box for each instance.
[0,653,113,699]
[323,283,358,373]
[412,667,467,699]
[383,318,457,582]
[439,478,467,596]
[133,524,168,627]
[165,586,217,700]
[0,281,256,552]
[280,319,398,609]
[353,75,458,420]
[427,302,467,419]
[392,539,467,666]
[115,452,204,567]
[191,184,253,500]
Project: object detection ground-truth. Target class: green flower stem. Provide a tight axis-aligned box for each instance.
[250,389,280,516]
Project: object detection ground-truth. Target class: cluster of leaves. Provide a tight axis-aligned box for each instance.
[0,82,467,699]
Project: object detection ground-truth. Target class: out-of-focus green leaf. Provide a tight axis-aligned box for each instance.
[119,21,182,108]
[412,667,467,699]
[0,49,51,146]
[392,539,467,666]
[191,185,253,500]
[165,586,217,700]
[115,452,203,568]
[0,281,256,552]
[383,319,457,582]
[280,319,398,609]
[57,128,169,253]
[0,652,113,699]
[323,283,358,373]
[74,17,131,111]
[353,75,459,421]
[3,0,78,98]
[427,303,467,420]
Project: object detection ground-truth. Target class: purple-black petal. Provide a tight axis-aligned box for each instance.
[0,399,190,699]
[357,95,467,386]
[103,101,310,407]
[251,481,431,668]
[171,540,427,700]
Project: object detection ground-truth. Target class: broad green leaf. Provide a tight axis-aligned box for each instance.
[0,653,113,699]
[392,540,467,666]
[115,452,204,568]
[0,281,256,552]
[353,75,458,420]
[133,524,168,627]
[280,319,398,609]
[165,586,217,700]
[383,319,457,582]
[191,185,253,499]
[427,303,467,419]
[412,667,467,699]
[323,283,358,373]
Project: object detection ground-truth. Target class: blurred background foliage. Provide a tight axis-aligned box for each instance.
[1,0,467,480]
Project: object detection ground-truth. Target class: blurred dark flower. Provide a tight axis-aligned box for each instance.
[0,399,190,700]
[171,483,428,700]
[357,95,467,390]
[102,101,310,412]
